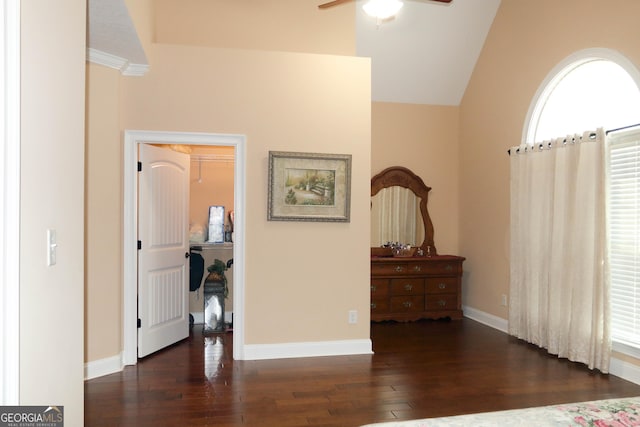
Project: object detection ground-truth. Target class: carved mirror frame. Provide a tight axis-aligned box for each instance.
[371,166,437,255]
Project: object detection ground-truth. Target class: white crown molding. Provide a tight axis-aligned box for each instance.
[122,62,150,77]
[86,47,149,77]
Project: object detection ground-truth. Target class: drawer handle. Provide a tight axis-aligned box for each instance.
[395,266,404,272]
[445,264,453,272]
[413,265,422,272]
[371,303,377,309]
[403,301,412,308]
[438,300,447,307]
[438,283,446,289]
[404,283,413,291]
[371,285,377,292]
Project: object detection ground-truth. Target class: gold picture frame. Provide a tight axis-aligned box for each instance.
[268,151,352,222]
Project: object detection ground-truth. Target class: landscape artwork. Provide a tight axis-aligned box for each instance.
[268,151,351,222]
[283,168,335,206]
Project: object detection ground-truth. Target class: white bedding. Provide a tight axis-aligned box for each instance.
[360,396,640,427]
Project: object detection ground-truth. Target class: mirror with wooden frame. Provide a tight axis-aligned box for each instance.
[371,166,436,256]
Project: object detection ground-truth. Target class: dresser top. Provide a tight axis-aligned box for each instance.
[371,254,465,262]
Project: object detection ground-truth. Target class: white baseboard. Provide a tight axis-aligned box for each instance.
[84,338,372,379]
[463,305,640,386]
[242,339,373,361]
[86,307,640,385]
[610,356,640,385]
[84,353,124,380]
[463,305,509,333]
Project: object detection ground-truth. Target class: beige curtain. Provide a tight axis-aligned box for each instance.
[371,186,423,246]
[509,129,610,372]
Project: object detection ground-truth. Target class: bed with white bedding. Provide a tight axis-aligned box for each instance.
[360,396,640,427]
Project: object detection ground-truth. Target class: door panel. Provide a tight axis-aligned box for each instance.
[138,144,190,358]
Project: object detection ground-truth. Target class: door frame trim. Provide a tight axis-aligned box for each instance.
[123,130,246,364]
[1,0,21,404]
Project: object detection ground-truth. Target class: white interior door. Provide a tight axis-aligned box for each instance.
[138,144,190,358]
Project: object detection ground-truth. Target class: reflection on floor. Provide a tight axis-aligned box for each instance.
[204,334,225,381]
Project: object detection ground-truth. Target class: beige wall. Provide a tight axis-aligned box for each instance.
[21,0,85,423]
[120,45,371,344]
[189,146,235,233]
[85,63,123,362]
[85,45,371,359]
[85,0,358,362]
[459,0,640,362]
[154,0,356,56]
[85,0,640,375]
[124,0,154,48]
[372,102,460,255]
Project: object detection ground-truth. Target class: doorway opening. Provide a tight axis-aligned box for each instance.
[123,130,246,364]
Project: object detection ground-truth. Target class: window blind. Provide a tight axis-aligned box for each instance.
[608,128,640,348]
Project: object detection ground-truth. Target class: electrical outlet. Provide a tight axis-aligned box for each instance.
[348,310,358,324]
[501,294,508,307]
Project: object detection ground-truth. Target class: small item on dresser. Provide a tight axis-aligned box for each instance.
[393,245,415,257]
[386,242,416,257]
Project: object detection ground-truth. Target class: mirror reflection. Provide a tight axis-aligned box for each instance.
[370,166,436,255]
[371,186,425,247]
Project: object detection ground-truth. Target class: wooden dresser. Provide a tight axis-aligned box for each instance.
[370,255,465,322]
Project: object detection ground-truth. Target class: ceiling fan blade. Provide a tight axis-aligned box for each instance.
[318,0,353,9]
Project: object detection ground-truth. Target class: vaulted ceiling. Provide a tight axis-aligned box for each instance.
[87,0,501,106]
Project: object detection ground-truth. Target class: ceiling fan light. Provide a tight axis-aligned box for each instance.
[362,0,403,20]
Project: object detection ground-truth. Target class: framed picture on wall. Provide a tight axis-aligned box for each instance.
[267,151,351,222]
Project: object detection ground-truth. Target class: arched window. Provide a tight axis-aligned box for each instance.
[524,49,640,144]
[524,49,640,355]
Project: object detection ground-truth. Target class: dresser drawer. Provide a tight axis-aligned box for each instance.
[390,278,424,295]
[372,260,463,276]
[425,294,458,310]
[371,261,431,276]
[419,260,462,275]
[425,277,458,294]
[390,295,424,313]
[371,297,389,313]
[370,255,465,321]
[370,279,389,297]
[379,262,436,275]
[371,262,410,275]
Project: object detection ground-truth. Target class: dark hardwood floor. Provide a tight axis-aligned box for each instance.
[85,319,640,426]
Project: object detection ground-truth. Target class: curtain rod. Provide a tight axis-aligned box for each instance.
[507,123,640,156]
[606,123,640,135]
[507,131,598,156]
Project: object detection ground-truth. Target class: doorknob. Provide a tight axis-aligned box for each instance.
[185,252,190,259]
